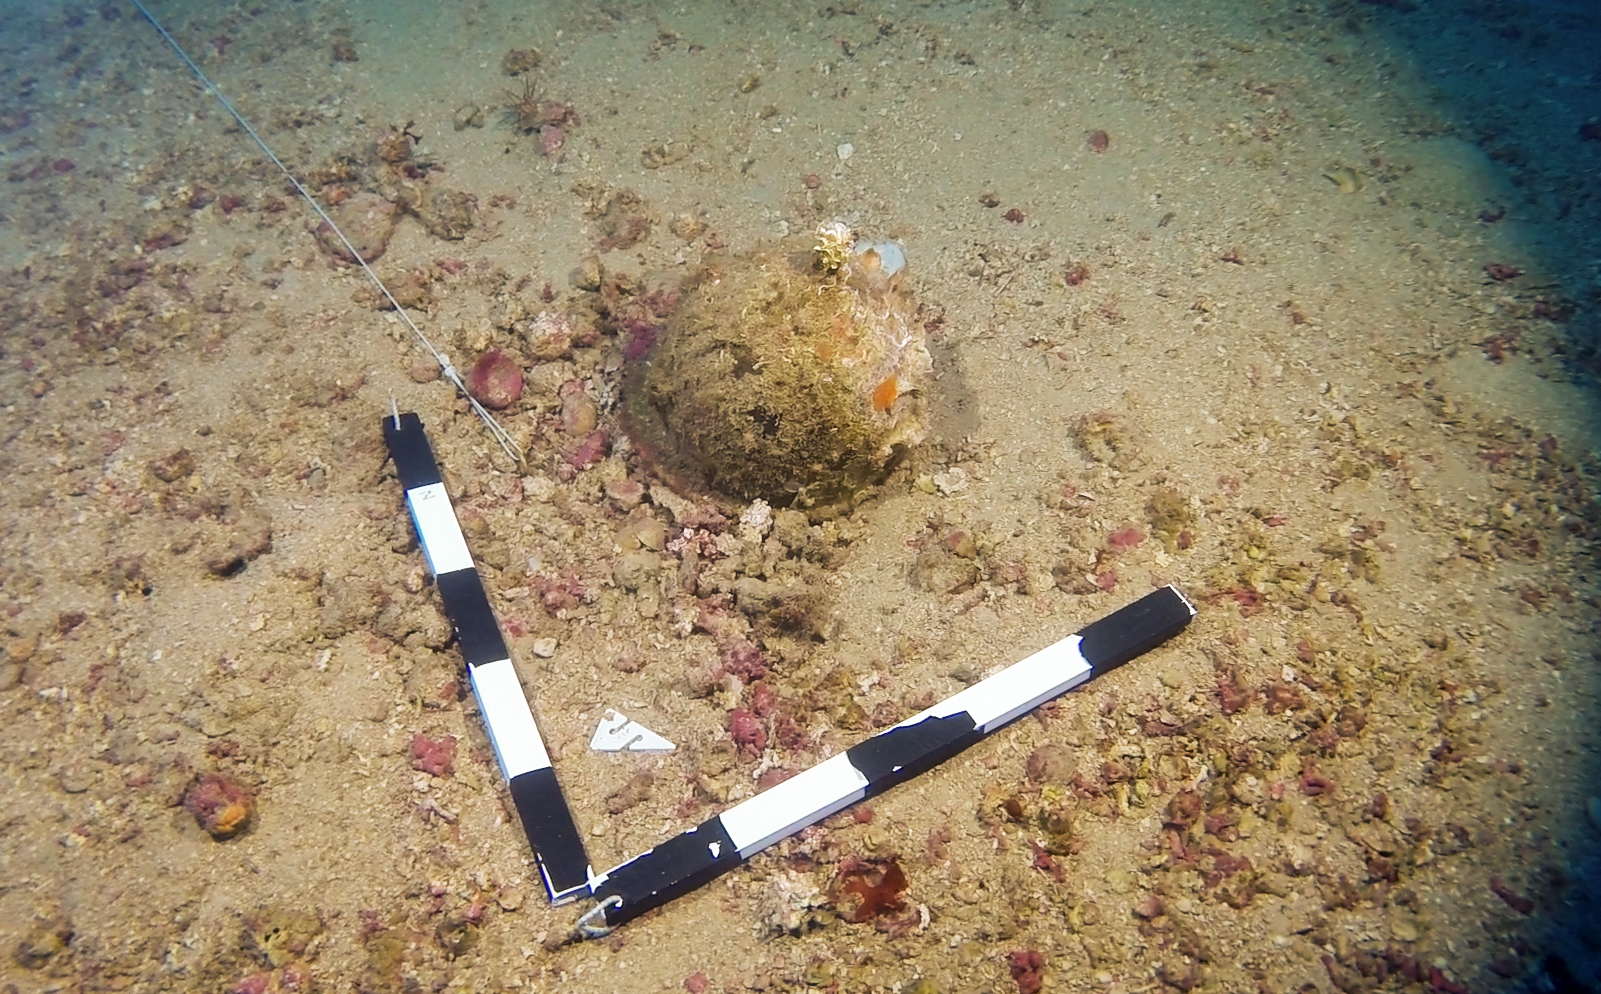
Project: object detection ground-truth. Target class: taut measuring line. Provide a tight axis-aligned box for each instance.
[127,0,521,465]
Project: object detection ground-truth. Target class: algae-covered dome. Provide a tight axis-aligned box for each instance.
[624,222,931,514]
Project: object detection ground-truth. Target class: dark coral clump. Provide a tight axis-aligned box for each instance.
[830,856,909,923]
[1009,949,1047,994]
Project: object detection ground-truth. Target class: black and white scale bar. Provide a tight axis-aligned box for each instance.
[585,584,1196,928]
[383,412,593,904]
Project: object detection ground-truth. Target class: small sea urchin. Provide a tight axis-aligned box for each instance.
[502,78,579,136]
[503,77,543,134]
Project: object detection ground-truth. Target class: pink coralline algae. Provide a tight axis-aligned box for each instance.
[618,312,660,361]
[525,311,576,361]
[1107,526,1145,551]
[729,708,767,756]
[750,682,778,717]
[410,733,457,777]
[559,428,610,473]
[540,126,566,159]
[465,349,523,409]
[720,638,767,682]
[230,965,311,994]
[534,570,588,613]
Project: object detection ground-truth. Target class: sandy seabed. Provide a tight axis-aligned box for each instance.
[1,0,1599,992]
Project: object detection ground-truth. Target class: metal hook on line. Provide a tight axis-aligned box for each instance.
[575,896,622,939]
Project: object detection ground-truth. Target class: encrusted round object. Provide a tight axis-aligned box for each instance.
[624,222,931,515]
[184,772,254,839]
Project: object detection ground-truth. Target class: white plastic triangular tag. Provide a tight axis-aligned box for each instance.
[590,709,676,753]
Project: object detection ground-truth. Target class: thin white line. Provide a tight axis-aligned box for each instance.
[126,0,521,465]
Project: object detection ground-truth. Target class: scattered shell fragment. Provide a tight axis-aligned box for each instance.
[571,254,603,291]
[453,104,486,131]
[1391,912,1420,942]
[502,48,542,75]
[759,869,823,936]
[836,142,854,161]
[931,466,970,496]
[642,142,691,169]
[1323,166,1363,194]
[669,212,707,242]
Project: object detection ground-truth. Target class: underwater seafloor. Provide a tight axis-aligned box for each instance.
[1,0,1599,991]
